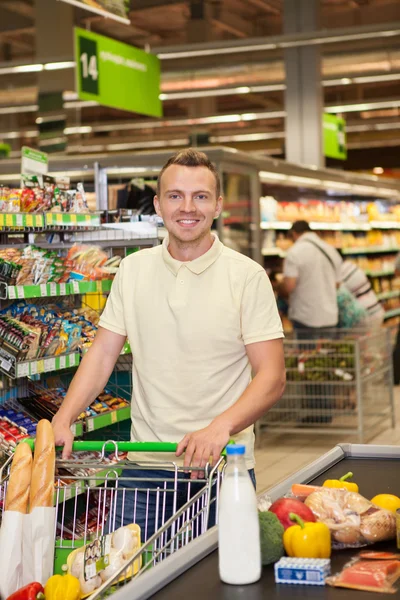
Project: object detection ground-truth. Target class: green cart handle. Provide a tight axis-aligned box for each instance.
[22,439,235,456]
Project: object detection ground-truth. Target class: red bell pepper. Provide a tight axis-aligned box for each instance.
[6,582,44,600]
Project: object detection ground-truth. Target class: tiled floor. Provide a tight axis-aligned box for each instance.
[254,385,400,494]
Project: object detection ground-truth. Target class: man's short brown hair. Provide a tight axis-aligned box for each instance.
[157,148,221,197]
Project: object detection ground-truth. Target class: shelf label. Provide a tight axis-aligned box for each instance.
[5,214,14,227]
[37,360,44,374]
[87,418,94,432]
[44,357,56,372]
[70,214,77,223]
[30,361,38,375]
[1,358,12,372]
[21,146,48,175]
[40,284,47,297]
[56,213,63,224]
[59,355,66,370]
[50,283,57,296]
[17,362,29,378]
[17,286,24,299]
[72,281,80,294]
[111,411,118,424]
[16,214,23,227]
[60,283,67,296]
[25,214,33,228]
[70,423,77,436]
[8,287,16,300]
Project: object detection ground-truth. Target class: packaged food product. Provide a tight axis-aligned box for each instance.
[275,557,331,586]
[67,524,141,598]
[327,556,400,593]
[304,487,396,549]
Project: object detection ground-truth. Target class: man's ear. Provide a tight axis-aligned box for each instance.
[154,195,162,218]
[215,196,223,219]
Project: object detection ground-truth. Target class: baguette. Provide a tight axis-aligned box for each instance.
[29,419,55,510]
[5,441,32,513]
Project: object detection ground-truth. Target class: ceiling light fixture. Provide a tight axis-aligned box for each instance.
[0,105,38,115]
[156,24,400,59]
[44,61,76,71]
[326,99,400,113]
[64,125,93,135]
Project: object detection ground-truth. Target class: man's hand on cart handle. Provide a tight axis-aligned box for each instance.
[51,415,74,459]
[176,420,230,480]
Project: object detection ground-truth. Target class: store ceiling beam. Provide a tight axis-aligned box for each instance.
[211,9,255,38]
[0,0,34,20]
[246,0,281,14]
[0,6,33,33]
[130,0,183,10]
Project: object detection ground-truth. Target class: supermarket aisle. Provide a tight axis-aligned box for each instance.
[255,385,400,493]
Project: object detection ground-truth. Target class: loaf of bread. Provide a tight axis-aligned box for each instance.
[29,419,55,510]
[5,441,32,513]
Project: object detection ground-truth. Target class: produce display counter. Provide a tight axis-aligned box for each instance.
[111,444,400,600]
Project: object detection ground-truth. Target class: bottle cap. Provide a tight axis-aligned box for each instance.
[226,444,245,455]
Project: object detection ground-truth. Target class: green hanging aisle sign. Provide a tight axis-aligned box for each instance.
[323,114,347,160]
[74,27,162,118]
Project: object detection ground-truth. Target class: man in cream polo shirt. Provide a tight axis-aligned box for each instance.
[52,149,285,536]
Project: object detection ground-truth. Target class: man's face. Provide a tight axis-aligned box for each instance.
[154,165,222,244]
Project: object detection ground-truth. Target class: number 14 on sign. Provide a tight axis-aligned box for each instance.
[80,53,98,80]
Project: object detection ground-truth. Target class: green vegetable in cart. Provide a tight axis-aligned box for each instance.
[258,511,285,565]
[6,582,44,600]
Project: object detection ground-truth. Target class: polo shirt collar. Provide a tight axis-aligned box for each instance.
[162,233,223,276]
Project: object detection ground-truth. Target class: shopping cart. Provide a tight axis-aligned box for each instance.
[0,440,225,599]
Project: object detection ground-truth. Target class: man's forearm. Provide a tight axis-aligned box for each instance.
[55,338,121,425]
[213,370,285,436]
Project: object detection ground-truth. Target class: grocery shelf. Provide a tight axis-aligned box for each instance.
[70,421,84,437]
[45,213,101,227]
[384,307,400,320]
[0,213,45,228]
[260,221,400,231]
[85,405,131,433]
[0,349,80,379]
[370,221,400,230]
[121,341,131,355]
[0,212,102,230]
[261,248,287,258]
[69,280,113,294]
[260,221,371,231]
[365,269,395,277]
[3,279,113,300]
[342,246,400,255]
[377,290,400,301]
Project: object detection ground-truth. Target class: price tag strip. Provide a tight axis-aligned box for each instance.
[2,352,81,379]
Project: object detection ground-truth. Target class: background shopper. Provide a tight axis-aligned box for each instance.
[340,260,384,328]
[280,220,342,334]
[52,149,285,537]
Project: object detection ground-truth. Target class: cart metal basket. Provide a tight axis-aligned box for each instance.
[0,440,225,599]
[257,328,394,442]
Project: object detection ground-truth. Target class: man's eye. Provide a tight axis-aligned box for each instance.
[195,195,207,200]
[169,194,180,200]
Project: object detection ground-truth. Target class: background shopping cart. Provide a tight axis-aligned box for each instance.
[0,440,225,599]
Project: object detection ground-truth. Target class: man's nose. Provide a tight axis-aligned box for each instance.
[180,195,196,212]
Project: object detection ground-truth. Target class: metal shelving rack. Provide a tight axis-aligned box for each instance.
[0,202,159,454]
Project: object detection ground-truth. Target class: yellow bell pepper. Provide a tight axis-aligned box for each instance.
[323,471,359,493]
[44,574,81,600]
[370,494,400,513]
[283,513,331,559]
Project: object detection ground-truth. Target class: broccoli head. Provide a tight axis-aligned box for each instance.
[259,511,285,565]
